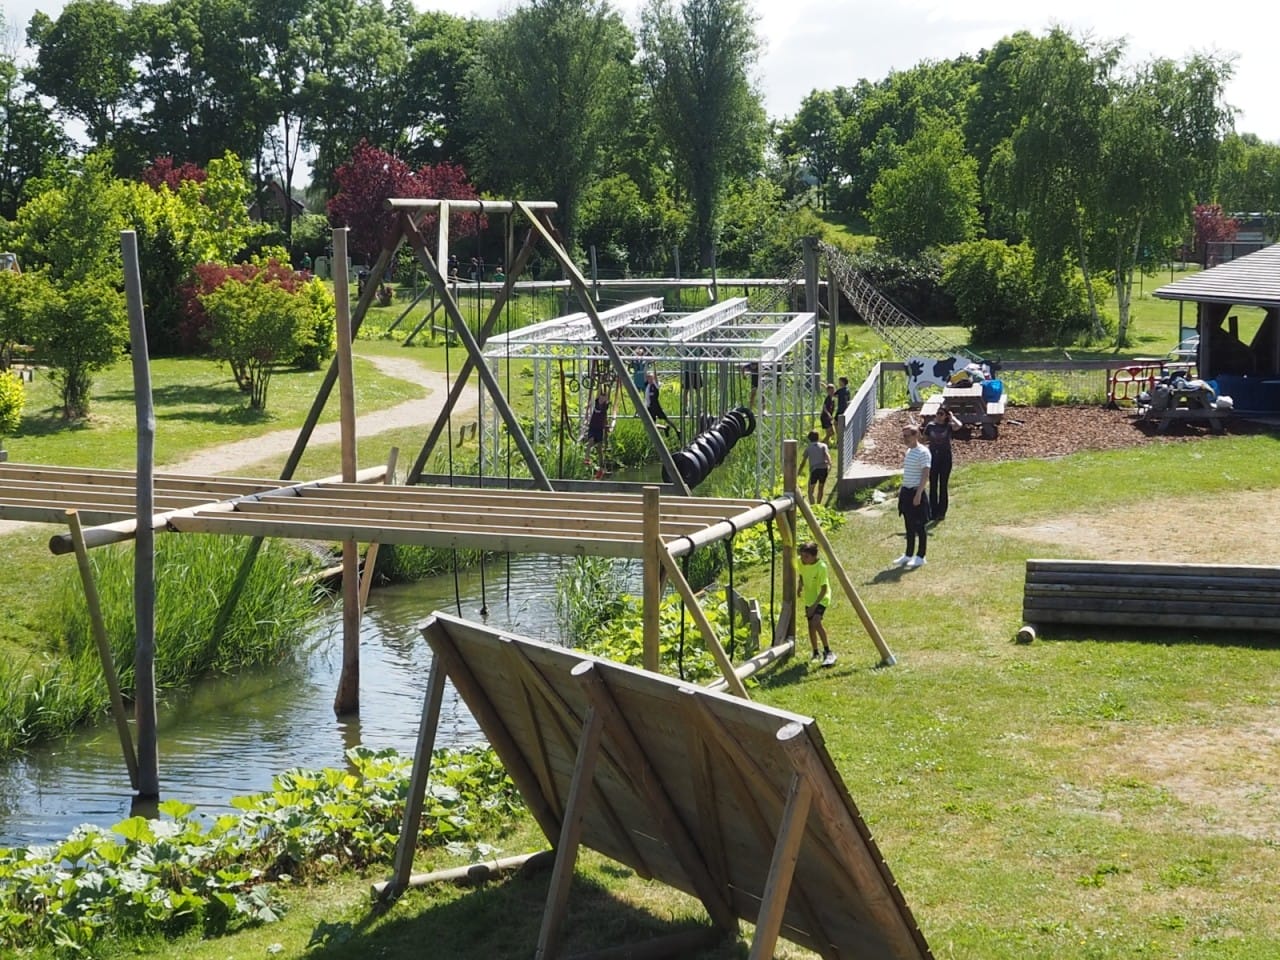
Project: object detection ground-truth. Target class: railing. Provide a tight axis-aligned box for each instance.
[836,361,890,479]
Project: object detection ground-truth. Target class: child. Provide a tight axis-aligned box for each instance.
[820,383,836,444]
[586,393,609,477]
[803,429,832,503]
[798,541,835,666]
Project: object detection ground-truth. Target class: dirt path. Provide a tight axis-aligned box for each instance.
[0,351,475,535]
[162,352,475,477]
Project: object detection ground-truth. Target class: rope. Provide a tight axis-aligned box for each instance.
[763,501,778,643]
[444,323,462,617]
[475,204,488,618]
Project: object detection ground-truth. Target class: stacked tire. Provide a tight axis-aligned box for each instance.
[663,406,756,488]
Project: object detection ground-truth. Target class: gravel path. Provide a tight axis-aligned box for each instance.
[162,352,475,477]
[0,351,476,535]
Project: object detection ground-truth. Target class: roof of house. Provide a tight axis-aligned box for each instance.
[1153,243,1280,308]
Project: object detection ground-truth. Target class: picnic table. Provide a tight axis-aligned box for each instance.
[1138,384,1225,434]
[920,384,1006,439]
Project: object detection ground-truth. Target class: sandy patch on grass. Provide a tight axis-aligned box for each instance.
[990,490,1280,565]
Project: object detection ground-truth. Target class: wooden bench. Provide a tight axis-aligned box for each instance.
[1021,558,1280,635]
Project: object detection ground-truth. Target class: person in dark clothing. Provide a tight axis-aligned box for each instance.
[834,376,851,417]
[923,406,961,522]
[644,372,679,437]
[585,392,610,478]
[819,383,836,444]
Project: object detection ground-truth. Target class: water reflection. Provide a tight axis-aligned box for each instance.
[0,554,580,847]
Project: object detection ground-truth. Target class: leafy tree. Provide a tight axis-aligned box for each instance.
[303,0,410,195]
[25,0,139,152]
[463,0,635,251]
[198,269,316,409]
[33,273,128,418]
[994,28,1119,342]
[326,139,482,264]
[1193,203,1239,247]
[1099,55,1232,345]
[639,0,766,269]
[140,156,208,191]
[1215,133,1280,223]
[835,57,977,216]
[867,116,979,256]
[776,88,846,210]
[0,18,68,220]
[0,270,44,368]
[398,10,486,168]
[941,238,1097,346]
[579,173,688,276]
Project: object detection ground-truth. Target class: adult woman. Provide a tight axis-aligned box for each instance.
[894,424,931,569]
[923,406,961,522]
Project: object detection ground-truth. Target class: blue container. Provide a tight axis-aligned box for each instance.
[981,379,1003,403]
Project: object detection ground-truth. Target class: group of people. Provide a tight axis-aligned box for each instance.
[892,405,961,570]
[802,376,851,504]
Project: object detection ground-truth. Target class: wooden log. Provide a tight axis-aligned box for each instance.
[704,640,795,694]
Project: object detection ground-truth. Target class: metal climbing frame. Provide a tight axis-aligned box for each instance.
[482,296,819,494]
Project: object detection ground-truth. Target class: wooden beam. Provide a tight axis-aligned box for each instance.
[657,546,749,700]
[748,771,813,960]
[664,496,795,558]
[534,704,604,960]
[358,447,399,612]
[372,850,553,900]
[642,486,661,673]
[333,226,360,717]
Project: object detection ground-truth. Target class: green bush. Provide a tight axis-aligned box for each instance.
[0,370,24,436]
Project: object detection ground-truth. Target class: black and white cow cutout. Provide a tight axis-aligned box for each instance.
[903,355,969,405]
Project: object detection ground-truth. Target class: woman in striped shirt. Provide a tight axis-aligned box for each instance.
[894,425,932,569]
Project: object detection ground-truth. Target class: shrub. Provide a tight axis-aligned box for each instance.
[0,370,23,436]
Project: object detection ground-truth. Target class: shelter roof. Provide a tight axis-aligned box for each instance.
[1153,244,1280,308]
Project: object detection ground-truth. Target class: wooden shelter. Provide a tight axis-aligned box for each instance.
[381,613,933,960]
[1154,244,1280,411]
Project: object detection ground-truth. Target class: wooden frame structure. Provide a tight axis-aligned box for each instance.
[380,613,932,960]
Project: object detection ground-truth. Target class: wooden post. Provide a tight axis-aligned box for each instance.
[748,769,813,960]
[386,654,448,897]
[358,447,399,612]
[657,547,749,699]
[534,704,603,960]
[795,494,896,667]
[642,486,662,673]
[67,509,139,790]
[781,440,798,643]
[333,227,361,716]
[122,231,159,799]
[826,260,839,387]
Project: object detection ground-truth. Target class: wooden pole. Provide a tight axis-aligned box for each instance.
[781,440,798,643]
[657,547,749,699]
[795,493,896,667]
[372,850,552,900]
[703,639,795,694]
[122,231,159,799]
[333,227,361,716]
[747,770,812,960]
[642,486,662,673]
[358,447,399,612]
[826,260,839,387]
[386,654,448,897]
[66,509,139,790]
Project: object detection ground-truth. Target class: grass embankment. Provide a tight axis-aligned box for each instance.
[85,429,1280,960]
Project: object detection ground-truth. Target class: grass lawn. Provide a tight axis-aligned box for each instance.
[89,428,1280,960]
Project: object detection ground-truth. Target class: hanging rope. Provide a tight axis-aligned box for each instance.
[503,210,513,605]
[475,201,489,618]
[764,502,778,644]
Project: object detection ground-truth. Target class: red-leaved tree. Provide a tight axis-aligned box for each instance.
[1193,203,1239,248]
[141,157,208,191]
[179,260,304,354]
[326,140,484,263]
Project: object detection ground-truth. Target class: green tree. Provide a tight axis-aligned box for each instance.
[199,273,315,410]
[994,28,1120,341]
[398,9,485,167]
[776,88,846,210]
[867,117,979,256]
[25,0,139,152]
[463,0,634,251]
[0,270,43,368]
[639,0,766,269]
[1100,55,1232,346]
[32,272,127,418]
[0,17,68,220]
[0,371,23,440]
[1216,132,1280,224]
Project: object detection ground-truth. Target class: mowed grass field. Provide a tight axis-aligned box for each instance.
[106,428,1280,960]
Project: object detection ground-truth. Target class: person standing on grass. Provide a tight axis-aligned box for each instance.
[803,430,832,503]
[923,405,961,522]
[819,383,836,444]
[894,424,931,569]
[798,541,835,665]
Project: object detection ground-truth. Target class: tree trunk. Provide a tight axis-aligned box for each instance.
[1114,218,1143,348]
[1075,220,1104,342]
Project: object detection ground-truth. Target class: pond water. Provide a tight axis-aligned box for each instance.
[0,554,590,848]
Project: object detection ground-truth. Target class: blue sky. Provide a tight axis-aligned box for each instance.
[3,0,1275,141]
